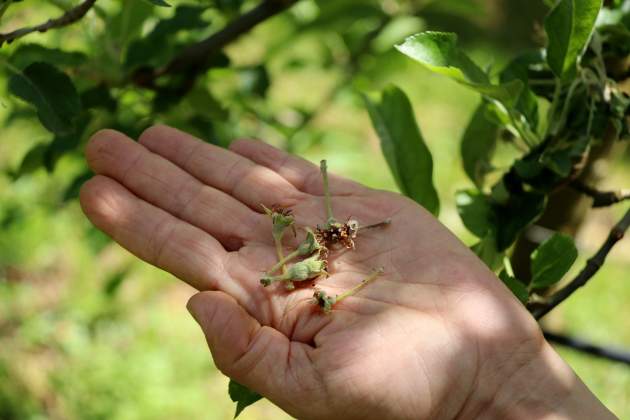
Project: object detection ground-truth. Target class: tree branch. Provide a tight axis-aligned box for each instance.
[571,180,630,207]
[0,0,97,47]
[544,330,630,366]
[532,207,630,319]
[131,0,298,88]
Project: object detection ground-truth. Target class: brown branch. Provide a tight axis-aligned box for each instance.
[571,180,630,207]
[0,0,97,47]
[131,0,298,89]
[532,207,630,320]
[544,330,630,366]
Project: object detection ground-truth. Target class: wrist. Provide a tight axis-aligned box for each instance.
[466,340,616,419]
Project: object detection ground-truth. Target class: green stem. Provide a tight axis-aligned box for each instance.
[335,268,383,304]
[546,79,562,138]
[320,160,335,225]
[261,271,292,286]
[268,248,301,274]
[273,234,288,275]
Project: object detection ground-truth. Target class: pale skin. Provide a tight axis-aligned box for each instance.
[79,125,616,420]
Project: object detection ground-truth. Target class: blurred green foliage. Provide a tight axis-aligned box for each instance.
[1,0,629,418]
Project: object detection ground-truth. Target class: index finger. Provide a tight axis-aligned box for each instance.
[138,125,306,210]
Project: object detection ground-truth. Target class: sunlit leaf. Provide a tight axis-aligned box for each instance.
[396,31,487,83]
[364,85,440,215]
[545,0,603,79]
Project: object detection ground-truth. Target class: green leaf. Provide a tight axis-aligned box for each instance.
[469,80,524,107]
[364,85,440,215]
[43,134,78,172]
[125,5,209,70]
[530,233,578,289]
[228,380,262,418]
[499,270,529,304]
[80,84,117,112]
[143,0,171,6]
[8,62,82,135]
[456,189,494,238]
[471,234,503,271]
[495,192,547,250]
[62,170,93,203]
[8,44,86,69]
[110,0,154,46]
[13,143,47,179]
[238,65,270,98]
[499,50,543,129]
[460,102,500,188]
[545,0,603,79]
[396,31,488,84]
[396,31,526,117]
[103,267,130,297]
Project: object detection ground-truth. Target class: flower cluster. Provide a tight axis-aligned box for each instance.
[260,160,389,312]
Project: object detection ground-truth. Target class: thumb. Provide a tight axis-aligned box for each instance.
[186,291,314,408]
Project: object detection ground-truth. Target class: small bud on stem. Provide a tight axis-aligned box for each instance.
[261,255,327,287]
[261,204,296,284]
[266,229,323,274]
[312,267,384,313]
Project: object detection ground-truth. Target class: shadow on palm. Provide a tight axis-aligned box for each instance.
[80,125,551,420]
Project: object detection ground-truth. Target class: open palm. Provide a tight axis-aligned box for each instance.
[80,125,545,420]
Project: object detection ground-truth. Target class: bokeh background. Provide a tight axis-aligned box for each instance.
[1,0,629,418]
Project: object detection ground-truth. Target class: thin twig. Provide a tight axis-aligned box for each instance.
[571,180,630,208]
[544,330,630,366]
[320,160,335,225]
[0,0,97,47]
[132,0,297,88]
[532,207,630,319]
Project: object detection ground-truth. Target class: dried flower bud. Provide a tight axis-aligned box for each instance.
[316,219,359,249]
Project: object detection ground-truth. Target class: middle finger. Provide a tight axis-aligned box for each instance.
[86,129,266,250]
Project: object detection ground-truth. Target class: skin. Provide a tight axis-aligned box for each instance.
[79,125,616,420]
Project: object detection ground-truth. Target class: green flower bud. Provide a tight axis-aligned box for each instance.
[286,254,326,281]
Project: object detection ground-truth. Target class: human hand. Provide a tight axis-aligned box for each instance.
[80,125,615,420]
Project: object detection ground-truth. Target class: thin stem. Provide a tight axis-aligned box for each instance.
[132,0,297,89]
[270,231,292,277]
[545,79,562,138]
[268,248,300,274]
[571,181,630,208]
[320,160,335,225]
[335,268,384,304]
[0,0,97,46]
[532,207,630,319]
[358,219,392,231]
